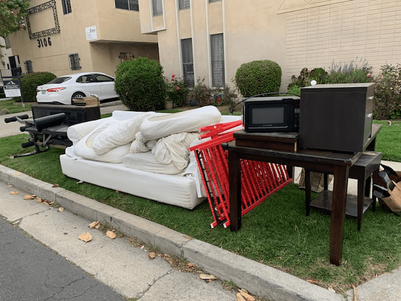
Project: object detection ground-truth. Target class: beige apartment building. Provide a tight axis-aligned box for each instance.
[138,0,401,90]
[8,0,159,77]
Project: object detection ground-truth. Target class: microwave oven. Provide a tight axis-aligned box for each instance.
[243,96,300,132]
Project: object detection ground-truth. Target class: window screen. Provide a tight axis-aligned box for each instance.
[69,53,81,70]
[62,0,72,14]
[210,33,225,87]
[179,0,190,10]
[24,60,33,74]
[152,0,163,16]
[181,38,194,87]
[115,0,139,11]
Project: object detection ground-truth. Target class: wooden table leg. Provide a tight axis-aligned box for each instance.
[329,165,349,265]
[229,150,242,231]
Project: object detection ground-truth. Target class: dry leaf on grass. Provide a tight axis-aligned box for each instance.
[106,231,117,239]
[52,184,59,188]
[307,279,319,285]
[199,274,217,281]
[89,221,100,229]
[24,195,36,200]
[148,252,156,260]
[10,191,19,195]
[239,289,256,301]
[78,233,92,242]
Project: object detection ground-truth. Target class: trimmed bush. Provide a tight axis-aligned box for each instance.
[235,60,282,97]
[115,57,167,111]
[12,72,56,103]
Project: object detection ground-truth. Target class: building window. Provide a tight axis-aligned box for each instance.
[61,0,72,14]
[69,53,81,70]
[179,0,190,10]
[152,0,163,16]
[181,38,194,87]
[115,0,139,11]
[4,36,11,48]
[24,60,33,73]
[119,52,135,62]
[210,33,224,87]
[209,0,221,2]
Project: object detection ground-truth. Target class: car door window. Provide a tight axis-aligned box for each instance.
[94,74,114,82]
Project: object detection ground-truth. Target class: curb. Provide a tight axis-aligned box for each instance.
[0,164,344,301]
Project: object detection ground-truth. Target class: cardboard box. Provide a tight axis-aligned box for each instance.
[73,96,100,106]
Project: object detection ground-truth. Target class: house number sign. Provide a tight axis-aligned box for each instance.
[37,37,52,48]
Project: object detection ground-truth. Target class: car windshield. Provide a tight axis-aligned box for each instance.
[47,77,71,84]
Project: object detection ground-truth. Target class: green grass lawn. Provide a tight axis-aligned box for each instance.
[0,99,33,114]
[0,119,400,294]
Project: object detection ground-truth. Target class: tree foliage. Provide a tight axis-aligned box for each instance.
[0,0,30,40]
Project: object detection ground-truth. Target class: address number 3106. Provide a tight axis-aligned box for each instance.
[37,37,52,48]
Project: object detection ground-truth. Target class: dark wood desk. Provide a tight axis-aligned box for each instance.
[228,124,381,266]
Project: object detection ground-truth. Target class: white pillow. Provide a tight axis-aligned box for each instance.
[93,112,154,155]
[140,106,221,141]
[74,122,131,163]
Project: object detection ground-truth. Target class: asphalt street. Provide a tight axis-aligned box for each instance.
[0,213,125,301]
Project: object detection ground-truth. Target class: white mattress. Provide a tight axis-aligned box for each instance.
[60,154,205,209]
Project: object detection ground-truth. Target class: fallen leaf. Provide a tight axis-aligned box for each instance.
[328,287,335,293]
[236,293,246,301]
[36,198,43,203]
[187,262,195,268]
[106,230,117,239]
[352,285,357,301]
[148,252,156,260]
[89,221,100,229]
[163,254,174,264]
[199,274,217,281]
[10,191,19,195]
[307,279,319,285]
[58,207,65,212]
[52,184,59,188]
[43,200,54,206]
[24,194,36,200]
[239,289,256,301]
[78,233,92,242]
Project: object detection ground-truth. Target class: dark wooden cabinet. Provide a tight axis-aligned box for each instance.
[300,83,375,153]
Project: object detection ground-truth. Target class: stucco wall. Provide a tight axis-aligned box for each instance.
[9,0,158,77]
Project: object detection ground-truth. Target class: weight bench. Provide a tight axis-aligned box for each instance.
[305,151,381,231]
[4,104,101,158]
[5,113,71,158]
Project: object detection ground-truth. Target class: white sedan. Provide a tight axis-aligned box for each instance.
[36,72,119,105]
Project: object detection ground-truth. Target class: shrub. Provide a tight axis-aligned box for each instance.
[374,63,401,120]
[212,84,239,108]
[115,57,167,111]
[235,60,282,97]
[12,72,56,103]
[166,74,189,107]
[187,78,213,107]
[326,58,373,84]
[287,67,328,91]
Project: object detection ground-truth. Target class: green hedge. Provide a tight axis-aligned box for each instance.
[235,60,282,97]
[115,57,167,111]
[12,72,56,103]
